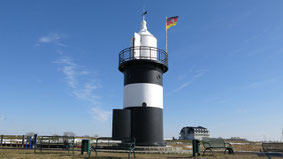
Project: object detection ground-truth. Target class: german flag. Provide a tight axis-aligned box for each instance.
[166,16,179,30]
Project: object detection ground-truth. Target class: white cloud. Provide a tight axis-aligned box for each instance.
[55,57,100,100]
[172,81,192,93]
[193,69,208,78]
[55,57,78,88]
[56,50,64,55]
[246,77,282,89]
[37,33,66,47]
[80,71,89,75]
[0,116,6,121]
[39,33,110,122]
[176,74,187,81]
[91,108,111,122]
[72,83,100,104]
[63,65,77,88]
[39,33,60,43]
[171,69,208,94]
[55,56,110,122]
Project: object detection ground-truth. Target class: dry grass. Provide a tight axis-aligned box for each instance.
[0,140,278,159]
[232,143,262,152]
[166,140,263,152]
[0,148,280,159]
[0,149,78,159]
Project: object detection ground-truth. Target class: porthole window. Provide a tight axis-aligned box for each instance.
[142,102,147,107]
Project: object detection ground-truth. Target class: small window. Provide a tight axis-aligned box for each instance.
[156,75,161,80]
[142,102,147,107]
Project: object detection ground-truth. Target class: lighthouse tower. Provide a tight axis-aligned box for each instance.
[112,16,168,146]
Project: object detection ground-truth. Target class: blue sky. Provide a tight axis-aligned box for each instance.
[0,0,283,141]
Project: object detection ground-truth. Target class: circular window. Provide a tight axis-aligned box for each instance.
[142,102,147,107]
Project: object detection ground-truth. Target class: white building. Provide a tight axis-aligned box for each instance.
[179,126,210,140]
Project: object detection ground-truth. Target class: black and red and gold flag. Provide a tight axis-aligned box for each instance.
[166,16,179,30]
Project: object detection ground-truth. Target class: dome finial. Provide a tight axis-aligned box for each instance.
[140,11,148,33]
[140,19,147,32]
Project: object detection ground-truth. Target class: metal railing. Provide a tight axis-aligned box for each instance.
[119,46,168,66]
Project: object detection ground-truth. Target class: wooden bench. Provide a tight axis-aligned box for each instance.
[257,143,283,159]
[90,137,136,158]
[202,138,234,156]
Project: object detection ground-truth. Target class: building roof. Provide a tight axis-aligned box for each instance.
[182,126,207,129]
[179,126,209,134]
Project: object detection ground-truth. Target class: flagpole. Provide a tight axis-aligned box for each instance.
[165,16,168,53]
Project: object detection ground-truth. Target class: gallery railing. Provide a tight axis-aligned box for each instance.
[119,46,168,66]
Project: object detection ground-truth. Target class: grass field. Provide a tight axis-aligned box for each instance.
[0,138,279,158]
[0,148,280,159]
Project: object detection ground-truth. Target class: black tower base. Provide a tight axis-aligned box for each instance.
[112,107,164,146]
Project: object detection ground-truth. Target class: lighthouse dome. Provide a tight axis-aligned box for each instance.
[130,19,157,48]
[118,16,168,73]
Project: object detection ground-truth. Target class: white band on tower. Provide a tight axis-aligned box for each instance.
[124,83,163,109]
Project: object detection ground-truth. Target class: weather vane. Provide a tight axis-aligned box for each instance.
[142,11,147,20]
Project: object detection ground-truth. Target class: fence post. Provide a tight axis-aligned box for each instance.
[15,136,18,147]
[0,135,3,146]
[22,135,25,148]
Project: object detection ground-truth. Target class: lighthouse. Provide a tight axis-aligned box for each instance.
[112,16,168,146]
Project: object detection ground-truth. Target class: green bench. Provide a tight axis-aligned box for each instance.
[257,143,283,159]
[90,137,136,158]
[202,138,234,156]
[262,143,283,153]
[34,136,74,154]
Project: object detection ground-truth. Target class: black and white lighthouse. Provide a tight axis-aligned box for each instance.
[112,16,168,146]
